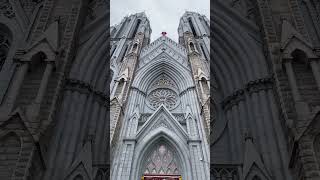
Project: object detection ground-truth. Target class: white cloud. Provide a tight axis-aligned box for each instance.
[111,0,210,42]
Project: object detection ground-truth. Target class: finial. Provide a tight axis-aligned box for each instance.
[161,32,167,36]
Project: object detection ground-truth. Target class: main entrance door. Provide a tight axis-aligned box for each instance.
[142,174,182,180]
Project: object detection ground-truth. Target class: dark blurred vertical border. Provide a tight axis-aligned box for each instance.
[106,0,111,178]
[210,0,214,179]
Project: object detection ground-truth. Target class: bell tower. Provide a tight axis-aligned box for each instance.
[110,12,152,160]
[178,11,210,139]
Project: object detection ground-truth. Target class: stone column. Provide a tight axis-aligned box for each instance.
[284,59,309,126]
[310,59,320,91]
[284,60,301,101]
[111,80,119,97]
[119,80,127,100]
[3,62,29,112]
[199,79,204,95]
[35,62,54,104]
[26,61,54,120]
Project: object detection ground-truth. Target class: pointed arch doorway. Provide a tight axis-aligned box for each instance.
[139,140,184,180]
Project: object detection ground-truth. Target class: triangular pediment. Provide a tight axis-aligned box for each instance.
[110,97,121,106]
[117,68,129,81]
[0,108,40,142]
[138,50,190,71]
[280,20,317,59]
[64,141,93,180]
[242,136,271,180]
[197,68,209,80]
[136,105,188,140]
[299,107,320,139]
[141,36,187,57]
[15,21,60,63]
[139,36,188,68]
[31,21,59,52]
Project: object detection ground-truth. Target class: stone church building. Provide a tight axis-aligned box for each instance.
[109,12,210,180]
[0,0,319,180]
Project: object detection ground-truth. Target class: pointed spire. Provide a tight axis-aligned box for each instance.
[9,108,40,142]
[281,20,312,50]
[185,105,193,119]
[131,104,140,119]
[30,21,59,52]
[44,21,59,51]
[242,130,271,179]
[64,140,93,179]
[197,68,208,80]
[118,68,129,81]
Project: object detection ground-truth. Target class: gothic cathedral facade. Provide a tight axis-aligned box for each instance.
[109,12,210,180]
[0,0,319,180]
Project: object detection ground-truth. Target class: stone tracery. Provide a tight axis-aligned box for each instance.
[143,143,180,175]
[148,88,178,110]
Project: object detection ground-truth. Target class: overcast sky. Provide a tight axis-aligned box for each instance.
[110,0,210,42]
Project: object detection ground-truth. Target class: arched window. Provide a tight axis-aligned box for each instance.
[290,49,319,106]
[131,19,141,38]
[119,45,128,62]
[15,52,47,107]
[291,49,308,64]
[143,142,180,175]
[200,77,209,95]
[200,44,208,61]
[189,42,195,52]
[115,78,125,97]
[188,17,197,37]
[110,44,117,57]
[0,24,12,71]
[116,19,128,38]
[132,43,138,52]
[0,132,21,179]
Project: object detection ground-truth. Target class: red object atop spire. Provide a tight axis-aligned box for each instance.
[161,32,167,36]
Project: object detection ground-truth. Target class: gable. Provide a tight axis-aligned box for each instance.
[138,36,188,69]
[0,109,38,142]
[136,105,188,141]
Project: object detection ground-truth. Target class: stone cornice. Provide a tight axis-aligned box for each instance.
[179,86,196,96]
[246,77,274,95]
[64,78,109,107]
[221,77,274,110]
[130,86,147,96]
[221,89,245,110]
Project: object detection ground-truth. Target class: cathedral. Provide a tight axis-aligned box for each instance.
[0,0,319,180]
[109,12,210,180]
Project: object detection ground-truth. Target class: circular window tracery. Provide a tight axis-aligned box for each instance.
[147,88,178,110]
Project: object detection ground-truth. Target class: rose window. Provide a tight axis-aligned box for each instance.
[148,88,178,110]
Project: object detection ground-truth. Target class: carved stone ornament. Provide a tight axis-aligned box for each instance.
[0,0,15,18]
[147,88,178,110]
[143,143,180,175]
